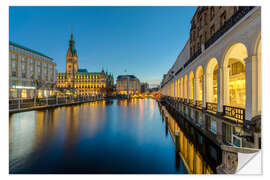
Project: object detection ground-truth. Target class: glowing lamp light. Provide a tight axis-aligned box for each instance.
[12,85,36,89]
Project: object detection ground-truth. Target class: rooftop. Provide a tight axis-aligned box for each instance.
[9,41,53,60]
[117,75,139,81]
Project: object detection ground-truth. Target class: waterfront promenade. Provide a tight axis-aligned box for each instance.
[9,96,104,114]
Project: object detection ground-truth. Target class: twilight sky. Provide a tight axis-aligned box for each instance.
[9,6,197,87]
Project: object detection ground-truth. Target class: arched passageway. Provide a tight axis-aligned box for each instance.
[180,77,184,98]
[184,74,188,99]
[223,43,248,108]
[206,58,219,103]
[195,66,204,101]
[189,71,194,100]
[257,40,261,114]
[177,79,180,97]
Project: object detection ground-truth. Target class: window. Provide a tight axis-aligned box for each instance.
[21,57,26,63]
[210,7,215,19]
[210,146,217,160]
[11,54,17,59]
[204,31,207,42]
[22,64,26,71]
[204,13,207,25]
[199,16,202,29]
[12,72,16,77]
[231,62,245,75]
[12,80,17,86]
[12,61,17,69]
[234,7,238,13]
[22,73,26,78]
[199,35,202,46]
[220,11,226,27]
[210,24,215,36]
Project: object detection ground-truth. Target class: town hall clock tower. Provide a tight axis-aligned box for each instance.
[66,33,78,88]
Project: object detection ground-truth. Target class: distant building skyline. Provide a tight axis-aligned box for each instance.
[9,6,197,86]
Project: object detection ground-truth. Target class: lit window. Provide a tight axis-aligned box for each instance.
[22,64,26,71]
[11,54,17,59]
[12,61,17,69]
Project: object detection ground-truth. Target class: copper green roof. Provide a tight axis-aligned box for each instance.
[57,72,101,75]
[9,41,53,60]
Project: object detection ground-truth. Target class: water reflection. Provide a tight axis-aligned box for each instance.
[9,99,187,174]
[160,104,222,174]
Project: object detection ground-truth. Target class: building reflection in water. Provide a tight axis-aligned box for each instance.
[160,106,222,174]
[10,99,188,174]
[9,109,59,172]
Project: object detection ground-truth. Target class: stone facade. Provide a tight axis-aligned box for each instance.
[116,75,141,95]
[160,7,261,149]
[9,42,57,99]
[56,33,114,96]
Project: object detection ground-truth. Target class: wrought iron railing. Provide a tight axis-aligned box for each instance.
[189,99,194,106]
[223,105,245,122]
[205,6,254,50]
[195,100,203,109]
[206,102,217,113]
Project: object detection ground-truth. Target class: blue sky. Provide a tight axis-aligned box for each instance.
[9,6,197,86]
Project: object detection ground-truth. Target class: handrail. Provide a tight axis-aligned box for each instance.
[188,99,194,106]
[195,100,202,109]
[9,96,102,110]
[223,105,245,123]
[206,102,217,113]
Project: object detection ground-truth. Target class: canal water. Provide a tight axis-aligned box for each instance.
[9,99,188,174]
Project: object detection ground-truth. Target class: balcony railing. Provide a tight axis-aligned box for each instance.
[189,99,194,106]
[205,6,254,50]
[223,105,245,123]
[195,100,202,109]
[206,102,217,113]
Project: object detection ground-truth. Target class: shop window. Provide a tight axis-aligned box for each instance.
[21,89,27,99]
